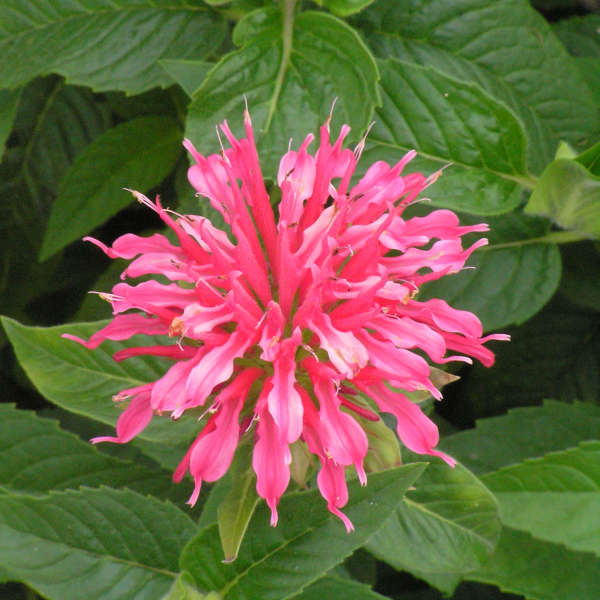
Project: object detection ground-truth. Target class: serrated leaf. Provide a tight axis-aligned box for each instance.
[419,212,561,331]
[186,9,379,176]
[289,574,387,600]
[1,317,199,445]
[366,459,500,575]
[0,403,190,504]
[443,305,600,421]
[361,58,529,216]
[525,158,600,239]
[0,487,196,600]
[181,464,426,600]
[467,526,600,600]
[0,1,226,94]
[359,0,599,172]
[0,87,20,156]
[160,60,214,97]
[440,401,600,475]
[40,116,183,261]
[483,441,600,557]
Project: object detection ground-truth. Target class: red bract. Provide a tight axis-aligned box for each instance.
[65,109,508,530]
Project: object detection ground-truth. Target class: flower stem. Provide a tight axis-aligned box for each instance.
[264,0,297,133]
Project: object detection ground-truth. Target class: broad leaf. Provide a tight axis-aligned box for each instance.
[440,401,600,474]
[0,1,226,94]
[0,87,20,156]
[554,15,600,104]
[526,158,600,239]
[289,574,387,600]
[0,78,112,325]
[0,404,189,504]
[0,487,196,600]
[366,459,500,575]
[181,464,426,600]
[554,14,600,58]
[361,58,529,216]
[419,212,561,331]
[186,9,379,176]
[483,442,600,557]
[160,60,214,97]
[359,0,599,173]
[468,527,600,600]
[40,116,183,261]
[443,304,600,420]
[1,317,199,446]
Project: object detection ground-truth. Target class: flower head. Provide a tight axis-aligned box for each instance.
[65,109,508,530]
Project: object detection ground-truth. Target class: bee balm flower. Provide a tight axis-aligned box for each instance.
[65,110,508,530]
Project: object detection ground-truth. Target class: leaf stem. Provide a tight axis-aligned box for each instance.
[482,230,590,251]
[264,0,297,133]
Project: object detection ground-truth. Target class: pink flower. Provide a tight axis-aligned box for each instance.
[66,109,508,531]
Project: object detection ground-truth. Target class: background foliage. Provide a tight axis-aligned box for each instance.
[1,0,599,599]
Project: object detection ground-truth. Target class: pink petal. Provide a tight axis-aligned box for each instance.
[61,313,167,349]
[91,390,153,444]
[267,330,304,443]
[317,458,355,532]
[354,377,455,466]
[253,388,291,526]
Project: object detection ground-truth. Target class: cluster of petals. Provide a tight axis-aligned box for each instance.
[65,109,508,530]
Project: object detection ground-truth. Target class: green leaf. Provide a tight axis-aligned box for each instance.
[1,317,199,445]
[0,1,226,94]
[526,158,600,239]
[40,116,183,261]
[160,60,214,97]
[0,487,196,599]
[445,304,600,420]
[468,527,600,600]
[575,140,600,175]
[419,212,561,331]
[0,87,21,157]
[361,58,529,216]
[359,0,599,172]
[163,572,214,600]
[316,0,375,17]
[440,401,600,475]
[289,574,387,600]
[553,15,600,106]
[0,403,191,503]
[366,459,500,576]
[483,441,600,557]
[4,78,112,221]
[0,78,112,324]
[553,14,600,58]
[216,444,259,563]
[181,464,426,599]
[186,9,379,176]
